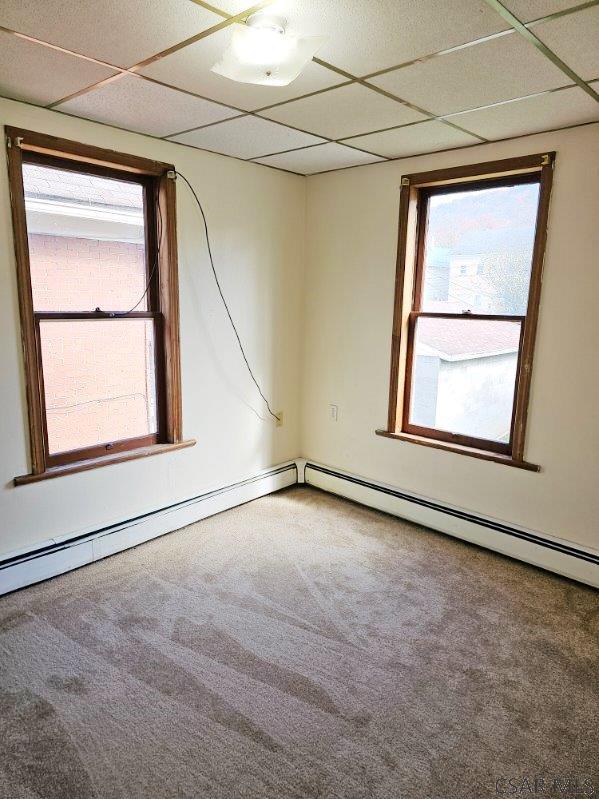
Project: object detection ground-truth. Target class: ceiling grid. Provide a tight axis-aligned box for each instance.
[0,0,596,174]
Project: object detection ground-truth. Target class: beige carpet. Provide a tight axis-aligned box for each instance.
[0,486,597,799]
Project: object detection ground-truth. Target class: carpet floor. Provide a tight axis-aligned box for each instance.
[0,486,597,799]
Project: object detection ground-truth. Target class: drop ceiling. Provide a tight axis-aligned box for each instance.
[0,0,597,175]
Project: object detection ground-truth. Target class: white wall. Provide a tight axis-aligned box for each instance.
[302,123,599,552]
[2,97,597,563]
[0,97,305,559]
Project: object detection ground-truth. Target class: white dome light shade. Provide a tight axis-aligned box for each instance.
[211,22,325,87]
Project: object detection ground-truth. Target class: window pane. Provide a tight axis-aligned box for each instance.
[421,182,540,315]
[39,319,158,454]
[23,164,148,312]
[409,317,521,443]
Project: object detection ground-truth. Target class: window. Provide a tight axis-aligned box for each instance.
[378,153,554,469]
[6,128,193,483]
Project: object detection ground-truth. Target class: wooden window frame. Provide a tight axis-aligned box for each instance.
[6,127,194,484]
[376,153,555,471]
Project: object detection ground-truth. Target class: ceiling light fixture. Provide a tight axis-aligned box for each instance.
[211,11,325,87]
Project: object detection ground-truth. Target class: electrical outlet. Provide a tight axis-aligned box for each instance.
[329,404,338,422]
[276,411,283,427]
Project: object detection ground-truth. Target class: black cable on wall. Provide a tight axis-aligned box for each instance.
[176,170,280,424]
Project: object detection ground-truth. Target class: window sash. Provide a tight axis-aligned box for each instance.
[413,175,541,317]
[23,158,162,464]
[406,179,538,455]
[406,176,539,453]
[402,312,525,454]
[23,153,158,317]
[34,314,165,467]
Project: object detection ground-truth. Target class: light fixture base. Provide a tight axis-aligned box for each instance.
[246,11,287,34]
[210,16,325,87]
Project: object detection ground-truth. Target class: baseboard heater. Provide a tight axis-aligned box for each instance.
[303,461,599,588]
[2,458,597,595]
[0,462,297,596]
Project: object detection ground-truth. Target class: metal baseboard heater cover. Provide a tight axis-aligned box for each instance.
[303,461,599,588]
[0,462,297,595]
[2,458,597,595]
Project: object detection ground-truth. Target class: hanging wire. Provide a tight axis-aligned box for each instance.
[175,169,280,423]
[100,195,163,317]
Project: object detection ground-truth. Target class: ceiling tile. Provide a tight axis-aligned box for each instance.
[342,120,480,159]
[368,33,569,116]
[139,28,346,111]
[273,0,509,76]
[501,0,584,22]
[0,31,117,106]
[448,86,599,139]
[254,142,385,174]
[57,75,240,137]
[0,0,221,68]
[209,0,269,11]
[258,83,426,140]
[169,115,326,159]
[533,5,599,80]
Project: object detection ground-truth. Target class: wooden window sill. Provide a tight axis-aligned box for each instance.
[14,440,196,485]
[375,429,540,472]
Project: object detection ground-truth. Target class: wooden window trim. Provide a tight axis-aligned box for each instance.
[14,440,196,485]
[6,126,192,483]
[377,152,555,468]
[375,430,540,471]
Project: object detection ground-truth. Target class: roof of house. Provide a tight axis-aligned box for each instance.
[23,163,144,243]
[23,163,143,210]
[418,317,520,361]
